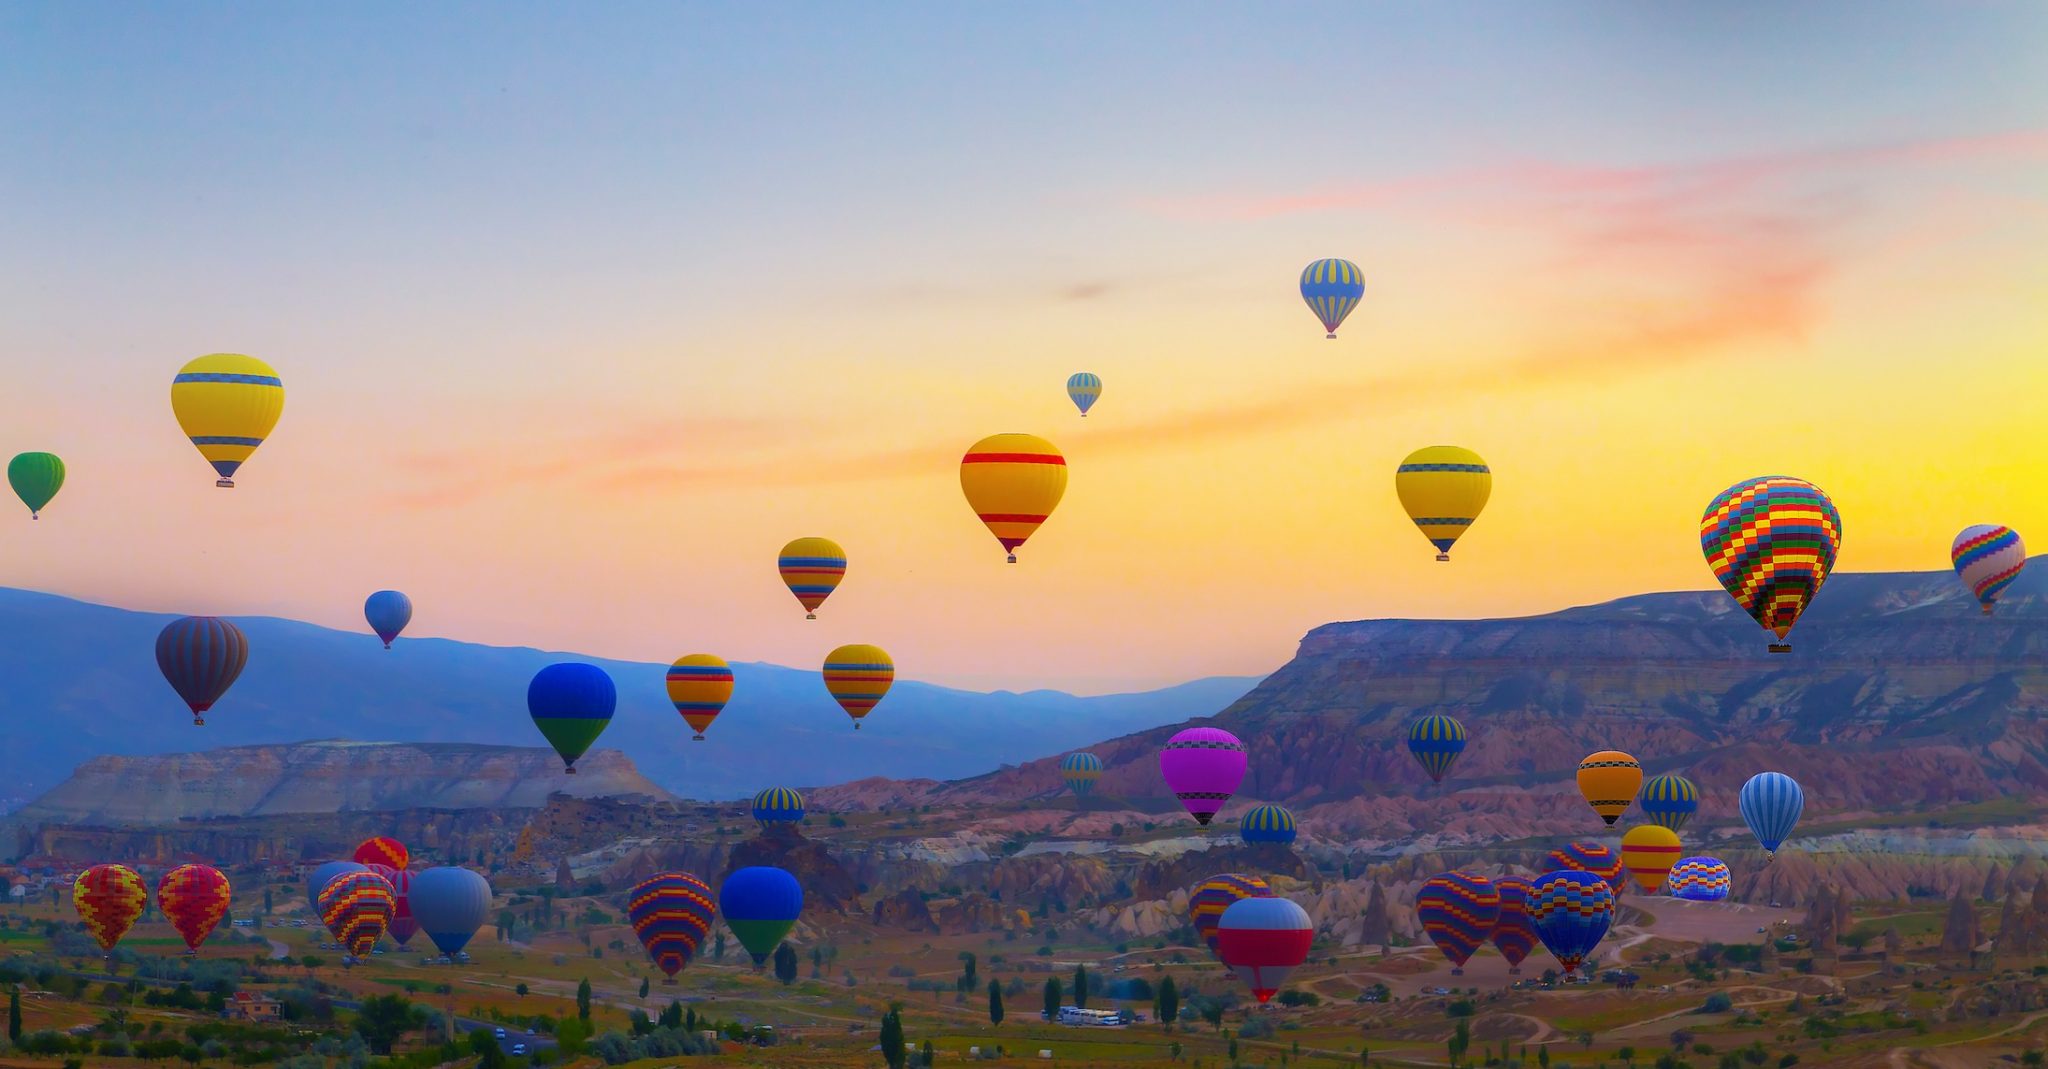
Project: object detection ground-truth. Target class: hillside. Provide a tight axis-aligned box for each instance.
[0,587,1260,799]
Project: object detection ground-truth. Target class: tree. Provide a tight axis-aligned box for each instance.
[774,943,800,985]
[922,1039,936,1067]
[1620,1046,1637,1066]
[262,888,272,915]
[299,954,322,977]
[1539,1047,1551,1068]
[515,982,528,997]
[713,932,726,961]
[686,1005,698,1033]
[639,977,650,999]
[962,951,978,987]
[576,977,592,1021]
[1230,1037,1239,1062]
[1157,975,1179,1029]
[1448,1019,1470,1068]
[1202,1000,1225,1032]
[469,1028,506,1069]
[353,994,424,1055]
[1044,977,1063,1020]
[879,1006,907,1069]
[989,979,1004,1026]
[1074,964,1089,1009]
[8,985,19,1043]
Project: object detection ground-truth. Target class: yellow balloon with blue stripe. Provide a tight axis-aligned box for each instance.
[1395,446,1491,561]
[1066,373,1101,417]
[170,354,284,488]
[1299,258,1364,339]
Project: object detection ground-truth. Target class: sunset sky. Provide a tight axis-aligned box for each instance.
[3,3,2045,691]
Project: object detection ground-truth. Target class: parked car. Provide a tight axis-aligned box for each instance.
[512,1043,526,1056]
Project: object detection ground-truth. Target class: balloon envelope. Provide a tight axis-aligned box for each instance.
[1188,874,1273,962]
[353,837,409,871]
[1529,869,1614,976]
[959,433,1067,562]
[306,861,367,914]
[158,864,232,952]
[822,644,893,728]
[1299,258,1364,337]
[170,353,284,487]
[1159,727,1247,826]
[409,867,493,957]
[1490,876,1539,973]
[528,662,616,771]
[363,591,412,648]
[1576,750,1642,826]
[1216,895,1313,1003]
[156,616,249,725]
[777,537,847,618]
[1638,775,1699,831]
[1700,476,1841,651]
[1740,771,1804,857]
[1667,857,1733,902]
[1059,752,1103,797]
[73,864,147,952]
[7,452,64,518]
[1395,446,1491,561]
[1407,714,1467,784]
[1952,525,2026,614]
[626,872,717,979]
[667,654,734,740]
[1238,805,1297,846]
[1620,825,1683,894]
[318,871,396,959]
[1066,372,1102,416]
[1548,842,1626,896]
[1416,871,1501,972]
[365,865,415,947]
[719,866,803,967]
[752,787,807,826]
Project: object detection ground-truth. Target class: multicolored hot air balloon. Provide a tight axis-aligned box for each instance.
[1667,857,1732,902]
[72,864,147,954]
[365,865,416,948]
[1740,771,1804,862]
[7,452,64,519]
[1547,842,1626,895]
[1060,752,1103,797]
[170,353,284,488]
[777,537,847,619]
[409,866,492,957]
[1299,258,1364,339]
[1638,774,1699,832]
[318,870,396,961]
[1491,876,1539,974]
[528,662,616,772]
[156,616,249,726]
[719,866,803,968]
[1188,874,1273,962]
[1407,714,1467,784]
[363,591,412,649]
[1415,872,1501,975]
[1216,896,1313,1003]
[1066,373,1102,416]
[1701,476,1841,653]
[1528,869,1614,977]
[157,864,231,954]
[1952,525,2026,615]
[353,837,410,871]
[1238,805,1298,846]
[959,433,1067,563]
[752,787,807,826]
[1396,447,1491,561]
[1620,825,1682,895]
[1576,751,1642,826]
[1159,727,1247,826]
[626,872,717,981]
[822,645,893,729]
[306,861,366,914]
[666,654,734,740]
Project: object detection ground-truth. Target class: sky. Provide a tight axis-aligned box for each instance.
[1,2,2045,692]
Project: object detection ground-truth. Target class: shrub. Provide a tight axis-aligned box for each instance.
[1700,993,1733,1013]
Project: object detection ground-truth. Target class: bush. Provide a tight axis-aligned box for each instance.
[1277,990,1321,1008]
[1701,993,1733,1013]
[1238,1016,1275,1040]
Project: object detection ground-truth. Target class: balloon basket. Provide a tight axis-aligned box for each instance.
[215,479,234,488]
[854,722,862,730]
[662,977,677,986]
[1435,553,1450,562]
[1768,643,1791,654]
[1982,605,1995,615]
[1006,553,1017,564]
[692,734,706,742]
[564,766,577,774]
[1450,968,1463,976]
[1326,333,1337,340]
[192,716,205,726]
[382,642,392,650]
[806,612,817,620]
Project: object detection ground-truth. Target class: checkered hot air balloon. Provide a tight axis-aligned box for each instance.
[1490,876,1540,974]
[626,872,717,982]
[306,861,366,913]
[1299,258,1364,338]
[1415,872,1501,974]
[1620,825,1683,894]
[1159,727,1247,826]
[157,864,231,953]
[751,787,806,827]
[317,870,396,962]
[353,837,409,871]
[1740,771,1804,862]
[1700,475,1841,653]
[1059,752,1103,798]
[1667,857,1732,902]
[822,645,893,729]
[365,864,416,948]
[1638,774,1699,831]
[1952,525,2026,615]
[1237,805,1298,846]
[1547,842,1626,895]
[1406,714,1467,784]
[666,654,734,740]
[1188,874,1273,963]
[959,433,1067,563]
[1217,895,1314,1003]
[1528,869,1614,977]
[1576,750,1642,826]
[73,864,147,954]
[777,537,847,619]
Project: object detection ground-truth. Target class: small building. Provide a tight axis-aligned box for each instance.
[1056,1007,1123,1027]
[226,992,283,1022]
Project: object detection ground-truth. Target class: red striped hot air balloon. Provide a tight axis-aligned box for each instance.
[1215,896,1314,1004]
[822,644,893,729]
[626,873,717,982]
[1548,842,1626,896]
[1620,825,1683,894]
[158,864,232,954]
[1491,876,1539,974]
[366,864,417,948]
[1415,871,1501,975]
[1187,874,1274,963]
[959,433,1067,563]
[73,864,147,955]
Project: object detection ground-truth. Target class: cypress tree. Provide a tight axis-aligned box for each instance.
[988,978,1004,1026]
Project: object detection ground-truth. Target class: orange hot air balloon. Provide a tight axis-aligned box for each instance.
[1619,825,1682,895]
[353,837,409,871]
[158,864,232,953]
[959,433,1067,563]
[1576,750,1642,826]
[73,864,148,954]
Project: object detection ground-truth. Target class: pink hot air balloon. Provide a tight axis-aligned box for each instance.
[1159,727,1247,826]
[1215,895,1314,1004]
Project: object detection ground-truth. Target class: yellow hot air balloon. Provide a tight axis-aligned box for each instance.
[1620,824,1682,894]
[1395,446,1490,561]
[171,354,285,488]
[959,433,1067,564]
[1575,750,1642,826]
[823,643,894,729]
[665,654,734,741]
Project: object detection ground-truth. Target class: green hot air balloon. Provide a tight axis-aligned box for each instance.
[8,452,64,519]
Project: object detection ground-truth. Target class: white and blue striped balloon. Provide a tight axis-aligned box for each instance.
[1739,771,1804,859]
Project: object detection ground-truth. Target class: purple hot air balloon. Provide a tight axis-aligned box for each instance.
[1159,727,1247,826]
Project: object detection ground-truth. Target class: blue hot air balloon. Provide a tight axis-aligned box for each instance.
[1666,857,1732,902]
[1740,771,1804,861]
[528,663,616,773]
[1059,752,1103,797]
[719,866,804,967]
[409,866,493,957]
[155,616,249,726]
[306,861,368,914]
[1066,373,1102,417]
[752,787,806,827]
[1299,258,1364,338]
[1238,804,1298,846]
[1528,868,1614,978]
[1407,714,1467,784]
[1638,774,1700,831]
[363,590,413,649]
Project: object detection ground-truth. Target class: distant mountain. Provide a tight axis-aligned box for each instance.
[0,588,1260,799]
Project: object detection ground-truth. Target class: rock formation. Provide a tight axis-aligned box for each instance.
[1941,891,1980,957]
[728,825,862,912]
[1983,863,2006,902]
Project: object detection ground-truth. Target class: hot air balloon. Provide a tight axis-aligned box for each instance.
[1066,373,1102,416]
[409,866,493,958]
[1238,805,1298,846]
[1667,857,1732,902]
[353,837,410,871]
[7,452,64,519]
[719,866,803,968]
[1576,750,1642,826]
[528,662,616,772]
[626,872,717,982]
[1407,714,1467,784]
[170,353,284,488]
[752,787,807,826]
[822,644,893,729]
[1528,869,1614,978]
[1491,876,1539,975]
[155,616,249,726]
[959,433,1067,563]
[363,591,412,649]
[1188,874,1273,962]
[1216,895,1313,1003]
[777,537,847,619]
[157,864,231,954]
[1395,447,1491,561]
[1299,258,1364,339]
[666,654,734,740]
[306,861,367,914]
[1415,872,1501,975]
[1159,727,1247,826]
[1547,842,1626,896]
[1952,525,2026,615]
[1638,774,1699,832]
[1700,476,1841,653]
[1740,771,1804,862]
[366,865,416,948]
[1059,752,1103,797]
[1620,825,1682,895]
[72,864,146,954]
[317,870,396,962]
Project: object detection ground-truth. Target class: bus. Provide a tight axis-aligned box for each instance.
[1057,1007,1124,1027]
